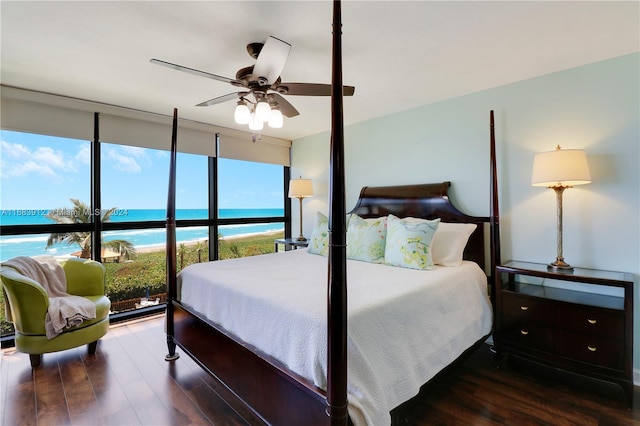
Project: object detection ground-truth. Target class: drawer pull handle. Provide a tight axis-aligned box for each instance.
[520,306,529,311]
[587,346,597,352]
[587,319,597,325]
[520,330,529,335]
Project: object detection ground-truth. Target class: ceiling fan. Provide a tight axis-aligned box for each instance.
[150,36,355,130]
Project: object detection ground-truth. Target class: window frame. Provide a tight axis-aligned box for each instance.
[1,112,292,346]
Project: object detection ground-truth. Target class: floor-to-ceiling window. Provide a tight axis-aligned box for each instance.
[0,90,292,338]
[0,130,93,335]
[217,158,285,259]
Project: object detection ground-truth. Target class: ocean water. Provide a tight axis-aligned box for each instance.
[0,208,284,261]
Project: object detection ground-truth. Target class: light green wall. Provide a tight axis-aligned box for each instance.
[292,53,640,378]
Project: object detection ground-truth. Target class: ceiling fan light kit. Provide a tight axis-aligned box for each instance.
[268,107,283,129]
[234,94,283,129]
[234,100,251,124]
[255,99,272,122]
[151,35,355,135]
[248,113,264,131]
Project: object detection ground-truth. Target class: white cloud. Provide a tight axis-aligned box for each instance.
[0,140,78,181]
[105,147,142,173]
[120,145,147,158]
[1,140,30,160]
[75,145,91,165]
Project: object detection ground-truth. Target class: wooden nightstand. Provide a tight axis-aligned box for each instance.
[494,261,634,407]
[274,238,309,252]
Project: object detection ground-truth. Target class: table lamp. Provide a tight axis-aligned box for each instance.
[288,177,314,241]
[531,145,591,272]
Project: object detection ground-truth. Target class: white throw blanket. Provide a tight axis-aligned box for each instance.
[2,256,96,338]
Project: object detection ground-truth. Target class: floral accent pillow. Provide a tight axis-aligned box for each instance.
[346,214,387,263]
[308,211,329,256]
[384,214,440,270]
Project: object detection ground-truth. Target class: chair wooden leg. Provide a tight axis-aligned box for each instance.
[88,340,98,354]
[29,354,42,368]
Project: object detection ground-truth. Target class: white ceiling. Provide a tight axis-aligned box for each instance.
[1,1,638,141]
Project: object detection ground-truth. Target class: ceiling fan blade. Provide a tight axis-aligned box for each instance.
[150,58,244,86]
[276,82,355,96]
[196,92,242,107]
[252,36,291,85]
[269,93,299,118]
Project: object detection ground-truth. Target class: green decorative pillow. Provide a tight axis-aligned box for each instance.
[308,211,329,256]
[346,214,387,263]
[384,214,440,270]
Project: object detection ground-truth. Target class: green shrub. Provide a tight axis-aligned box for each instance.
[0,231,285,335]
[104,231,284,301]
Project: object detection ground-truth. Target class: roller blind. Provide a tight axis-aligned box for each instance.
[0,97,94,141]
[218,134,291,166]
[100,114,216,156]
[1,86,291,163]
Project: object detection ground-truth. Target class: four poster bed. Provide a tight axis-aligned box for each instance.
[164,2,501,425]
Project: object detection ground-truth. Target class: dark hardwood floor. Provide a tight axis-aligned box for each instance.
[2,314,639,425]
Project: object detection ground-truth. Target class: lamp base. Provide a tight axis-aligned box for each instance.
[297,236,307,242]
[547,259,574,273]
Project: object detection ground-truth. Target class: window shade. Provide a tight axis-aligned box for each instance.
[100,114,216,156]
[218,134,291,166]
[1,86,291,163]
[1,97,94,141]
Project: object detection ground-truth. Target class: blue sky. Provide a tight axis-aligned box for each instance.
[0,130,284,210]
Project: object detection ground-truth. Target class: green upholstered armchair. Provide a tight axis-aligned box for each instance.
[0,257,111,368]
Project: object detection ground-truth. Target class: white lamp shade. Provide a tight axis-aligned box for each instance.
[531,146,591,187]
[255,100,271,122]
[248,112,263,131]
[268,108,283,128]
[234,102,250,124]
[288,179,314,198]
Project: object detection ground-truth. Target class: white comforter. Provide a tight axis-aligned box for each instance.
[178,249,492,426]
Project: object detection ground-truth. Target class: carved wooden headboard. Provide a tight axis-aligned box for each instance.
[349,181,489,270]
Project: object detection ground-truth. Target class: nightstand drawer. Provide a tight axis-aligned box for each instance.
[557,305,624,339]
[555,330,624,370]
[501,316,553,352]
[502,292,553,324]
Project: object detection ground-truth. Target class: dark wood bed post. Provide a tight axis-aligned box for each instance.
[165,108,179,361]
[489,110,501,304]
[327,0,349,424]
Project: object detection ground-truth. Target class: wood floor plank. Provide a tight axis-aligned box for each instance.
[1,348,36,426]
[82,345,138,422]
[100,324,145,388]
[58,351,104,425]
[3,379,37,426]
[3,314,639,426]
[121,378,173,426]
[117,322,217,425]
[33,357,71,426]
[131,316,259,424]
[461,371,597,426]
[102,406,142,426]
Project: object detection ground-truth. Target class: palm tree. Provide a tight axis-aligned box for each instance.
[45,199,136,260]
[178,243,186,269]
[193,239,208,263]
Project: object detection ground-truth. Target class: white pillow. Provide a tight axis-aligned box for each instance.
[431,222,477,266]
[384,214,440,270]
